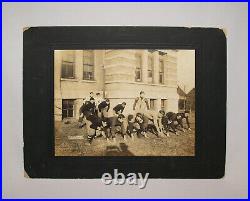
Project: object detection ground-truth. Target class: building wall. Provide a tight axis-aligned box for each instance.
[54,50,105,121]
[54,49,178,121]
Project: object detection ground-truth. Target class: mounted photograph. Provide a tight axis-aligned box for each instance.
[54,49,195,156]
[23,26,226,178]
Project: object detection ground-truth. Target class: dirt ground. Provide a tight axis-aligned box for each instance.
[55,113,195,156]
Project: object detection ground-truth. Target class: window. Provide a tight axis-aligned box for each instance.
[83,50,94,80]
[159,60,164,84]
[150,99,156,109]
[178,99,186,111]
[61,51,75,79]
[161,99,166,109]
[62,99,75,119]
[135,55,142,82]
[148,56,153,83]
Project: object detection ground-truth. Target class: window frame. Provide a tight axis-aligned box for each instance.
[83,50,95,81]
[159,60,164,84]
[161,99,166,109]
[148,55,154,84]
[61,51,75,79]
[62,99,75,119]
[135,54,142,82]
[150,99,156,110]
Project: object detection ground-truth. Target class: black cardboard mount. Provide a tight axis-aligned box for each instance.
[23,27,226,178]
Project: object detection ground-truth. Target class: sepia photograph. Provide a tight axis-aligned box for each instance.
[54,49,195,156]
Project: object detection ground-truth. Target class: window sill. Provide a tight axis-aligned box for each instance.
[105,81,175,87]
[81,80,97,83]
[61,78,78,82]
[60,78,97,83]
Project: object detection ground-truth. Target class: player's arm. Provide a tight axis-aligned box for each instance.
[107,103,110,112]
[152,114,161,133]
[157,117,163,132]
[145,98,150,110]
[133,98,139,110]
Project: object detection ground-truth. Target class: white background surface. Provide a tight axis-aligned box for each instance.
[2,3,248,198]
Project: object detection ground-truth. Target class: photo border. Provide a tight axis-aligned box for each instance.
[23,26,226,178]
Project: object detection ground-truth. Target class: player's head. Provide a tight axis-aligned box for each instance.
[127,114,134,122]
[102,118,109,127]
[118,114,125,123]
[90,97,95,103]
[82,98,85,104]
[139,91,145,98]
[184,110,190,117]
[159,109,165,117]
[135,113,143,122]
[122,102,126,107]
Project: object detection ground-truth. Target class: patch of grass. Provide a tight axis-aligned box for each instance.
[55,113,195,156]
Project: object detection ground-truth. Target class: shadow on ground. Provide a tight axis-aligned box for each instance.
[105,143,134,156]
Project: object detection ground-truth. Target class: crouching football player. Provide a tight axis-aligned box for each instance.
[176,110,192,131]
[109,114,127,142]
[140,110,165,137]
[87,115,110,144]
[132,113,150,138]
[162,111,191,136]
[126,114,143,140]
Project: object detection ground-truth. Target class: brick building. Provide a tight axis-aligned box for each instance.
[54,49,179,121]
